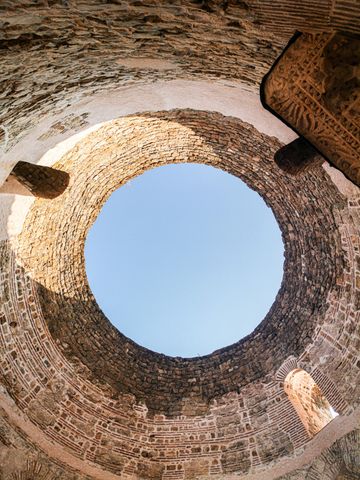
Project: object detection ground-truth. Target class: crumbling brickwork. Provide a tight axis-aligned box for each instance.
[278,428,360,479]
[14,110,347,417]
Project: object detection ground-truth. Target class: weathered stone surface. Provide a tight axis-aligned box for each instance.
[274,137,324,175]
[0,110,359,480]
[14,111,347,417]
[0,0,359,153]
[263,32,360,186]
[0,1,359,479]
[277,429,360,480]
[10,160,69,198]
[284,369,335,437]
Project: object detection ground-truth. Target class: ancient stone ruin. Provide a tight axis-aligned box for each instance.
[0,1,359,479]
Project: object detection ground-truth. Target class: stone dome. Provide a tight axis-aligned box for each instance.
[0,2,359,479]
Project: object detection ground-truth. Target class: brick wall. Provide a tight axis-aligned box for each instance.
[0,1,359,478]
[0,111,359,479]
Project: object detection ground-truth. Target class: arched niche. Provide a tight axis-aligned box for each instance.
[284,369,338,437]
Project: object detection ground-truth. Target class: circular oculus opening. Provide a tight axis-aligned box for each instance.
[85,163,284,357]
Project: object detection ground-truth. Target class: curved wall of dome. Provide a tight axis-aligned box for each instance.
[0,2,359,479]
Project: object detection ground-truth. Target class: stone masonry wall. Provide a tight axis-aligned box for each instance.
[0,0,359,153]
[1,1,359,478]
[0,111,359,479]
[15,110,347,415]
[10,160,69,198]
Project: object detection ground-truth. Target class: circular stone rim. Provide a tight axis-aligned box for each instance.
[16,109,345,415]
[84,162,285,358]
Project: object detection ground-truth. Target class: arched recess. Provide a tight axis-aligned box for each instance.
[310,367,349,416]
[284,369,338,438]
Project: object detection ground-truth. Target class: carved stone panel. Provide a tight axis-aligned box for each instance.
[262,32,360,186]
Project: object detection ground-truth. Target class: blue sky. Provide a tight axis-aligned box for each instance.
[85,163,284,358]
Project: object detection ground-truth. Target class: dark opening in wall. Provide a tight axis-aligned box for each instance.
[7,161,69,199]
[284,369,338,437]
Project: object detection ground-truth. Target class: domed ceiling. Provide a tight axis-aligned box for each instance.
[0,1,359,479]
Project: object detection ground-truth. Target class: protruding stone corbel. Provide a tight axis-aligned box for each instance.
[275,137,323,175]
[2,161,69,199]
